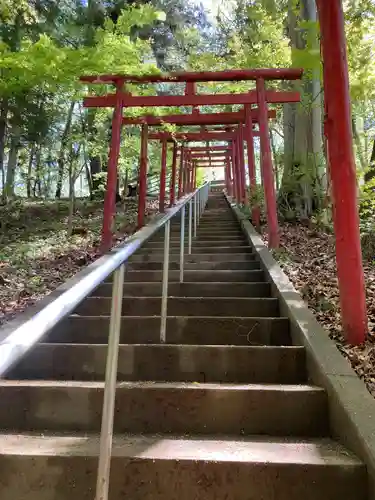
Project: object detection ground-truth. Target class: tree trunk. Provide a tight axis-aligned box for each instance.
[280,0,324,218]
[84,159,93,198]
[364,138,375,184]
[90,155,102,197]
[282,102,296,182]
[27,143,36,198]
[55,101,75,199]
[304,0,324,194]
[123,167,129,199]
[67,157,75,237]
[4,124,21,201]
[34,144,42,198]
[352,116,367,172]
[270,130,279,189]
[0,99,8,203]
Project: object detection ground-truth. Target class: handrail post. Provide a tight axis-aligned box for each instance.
[179,206,185,283]
[95,263,125,500]
[188,199,192,254]
[160,219,170,343]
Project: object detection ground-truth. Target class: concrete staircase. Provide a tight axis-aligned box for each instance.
[0,193,365,499]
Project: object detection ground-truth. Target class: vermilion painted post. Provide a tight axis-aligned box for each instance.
[183,151,189,194]
[183,155,189,194]
[224,158,229,193]
[170,142,177,206]
[159,139,167,212]
[233,139,240,203]
[257,78,279,248]
[233,139,239,202]
[235,135,244,204]
[178,145,184,198]
[316,0,367,344]
[187,159,192,192]
[231,141,239,203]
[137,124,148,228]
[187,161,191,192]
[187,154,193,192]
[100,89,123,253]
[245,105,260,228]
[226,155,232,196]
[238,125,248,205]
[229,150,236,199]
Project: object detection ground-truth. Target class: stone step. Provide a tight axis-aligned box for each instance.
[168,228,243,234]
[0,380,327,436]
[152,235,246,242]
[196,217,236,221]
[138,246,251,254]
[94,282,271,298]
[9,344,306,384]
[123,269,264,282]
[182,221,239,226]
[49,316,291,346]
[0,433,364,500]
[144,240,248,248]
[171,220,237,226]
[127,260,260,271]
[167,233,244,240]
[75,297,279,317]
[130,252,255,263]
[186,223,239,229]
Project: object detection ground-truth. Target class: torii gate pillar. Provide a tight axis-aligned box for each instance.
[257,78,279,248]
[100,89,123,253]
[245,105,260,228]
[159,139,167,212]
[137,124,148,228]
[317,0,367,344]
[178,145,184,199]
[170,143,178,207]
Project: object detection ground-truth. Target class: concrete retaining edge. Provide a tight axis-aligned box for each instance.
[227,195,375,499]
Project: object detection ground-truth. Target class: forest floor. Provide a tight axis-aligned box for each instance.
[0,197,159,326]
[262,223,375,396]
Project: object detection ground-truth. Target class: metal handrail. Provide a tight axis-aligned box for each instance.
[0,182,209,380]
[0,182,210,500]
[0,182,209,500]
[96,181,209,500]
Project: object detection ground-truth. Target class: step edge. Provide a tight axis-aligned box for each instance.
[0,433,363,466]
[0,380,324,391]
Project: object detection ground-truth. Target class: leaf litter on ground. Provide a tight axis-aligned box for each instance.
[0,197,159,326]
[262,223,375,396]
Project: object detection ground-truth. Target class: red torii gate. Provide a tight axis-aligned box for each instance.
[147,117,263,216]
[80,68,300,249]
[80,20,367,346]
[143,111,269,227]
[182,140,254,203]
[151,131,244,208]
[123,107,269,208]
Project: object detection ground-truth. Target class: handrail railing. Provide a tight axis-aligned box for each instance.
[0,181,209,500]
[0,183,209,380]
[96,181,209,500]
